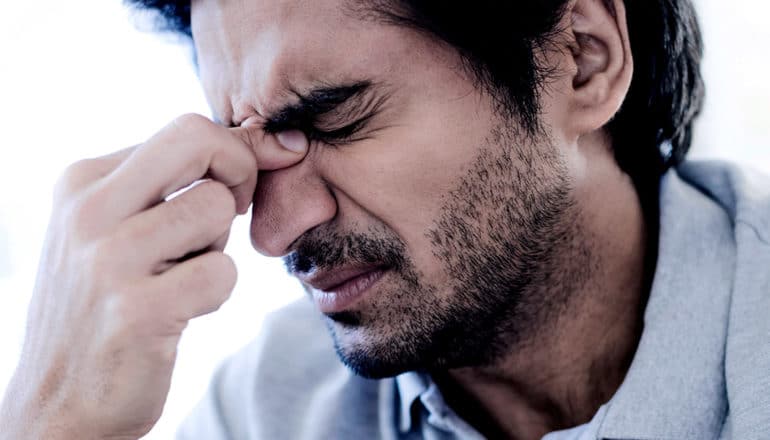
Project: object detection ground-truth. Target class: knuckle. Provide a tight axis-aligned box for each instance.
[69,192,97,223]
[167,252,236,316]
[62,158,98,178]
[99,289,149,342]
[55,159,99,198]
[239,131,260,164]
[171,113,213,136]
[100,288,133,323]
[187,181,237,227]
[205,181,238,218]
[113,220,143,250]
[66,187,111,239]
[199,252,237,297]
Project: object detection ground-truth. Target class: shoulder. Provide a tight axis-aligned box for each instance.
[215,298,346,407]
[677,160,770,438]
[247,297,341,373]
[677,160,770,245]
[177,299,389,439]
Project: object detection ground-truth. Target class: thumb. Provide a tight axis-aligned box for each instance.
[231,127,308,171]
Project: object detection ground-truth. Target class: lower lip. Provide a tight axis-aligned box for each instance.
[312,269,387,314]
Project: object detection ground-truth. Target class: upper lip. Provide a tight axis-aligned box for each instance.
[297,264,384,292]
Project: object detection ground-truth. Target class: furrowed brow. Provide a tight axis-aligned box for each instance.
[262,81,372,133]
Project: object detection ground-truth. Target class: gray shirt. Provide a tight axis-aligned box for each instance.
[177,161,770,439]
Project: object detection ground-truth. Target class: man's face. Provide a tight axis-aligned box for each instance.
[192,0,585,377]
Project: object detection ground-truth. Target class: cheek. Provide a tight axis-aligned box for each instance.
[313,103,496,277]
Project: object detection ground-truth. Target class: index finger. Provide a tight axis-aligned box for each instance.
[231,127,309,171]
[101,114,306,221]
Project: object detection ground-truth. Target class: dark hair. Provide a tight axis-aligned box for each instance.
[124,0,704,205]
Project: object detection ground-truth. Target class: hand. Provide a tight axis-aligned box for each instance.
[0,114,308,439]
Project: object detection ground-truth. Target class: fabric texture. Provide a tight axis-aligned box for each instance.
[176,161,770,440]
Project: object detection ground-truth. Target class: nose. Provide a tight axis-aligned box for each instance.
[250,161,337,257]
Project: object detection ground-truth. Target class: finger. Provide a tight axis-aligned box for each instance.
[103,114,258,220]
[95,145,140,173]
[149,251,237,320]
[230,128,308,171]
[210,228,231,253]
[55,145,138,197]
[150,226,231,274]
[226,128,308,214]
[86,145,140,180]
[113,180,236,275]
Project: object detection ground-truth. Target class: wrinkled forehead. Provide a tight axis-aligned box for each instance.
[189,0,405,121]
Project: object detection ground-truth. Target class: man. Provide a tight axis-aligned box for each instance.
[2,0,769,439]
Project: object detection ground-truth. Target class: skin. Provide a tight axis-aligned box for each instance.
[0,0,647,439]
[0,119,308,439]
[194,0,645,438]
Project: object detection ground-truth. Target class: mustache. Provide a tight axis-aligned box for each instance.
[283,228,408,275]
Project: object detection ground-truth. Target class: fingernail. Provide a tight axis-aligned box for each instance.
[276,130,308,154]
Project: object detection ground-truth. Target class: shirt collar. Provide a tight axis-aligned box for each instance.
[395,371,483,437]
[393,168,734,439]
[597,168,734,439]
[395,371,430,433]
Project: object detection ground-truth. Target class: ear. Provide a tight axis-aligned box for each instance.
[563,0,633,140]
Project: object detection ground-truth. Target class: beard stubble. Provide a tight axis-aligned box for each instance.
[284,124,590,379]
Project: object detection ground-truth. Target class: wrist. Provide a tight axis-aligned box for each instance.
[1,375,87,440]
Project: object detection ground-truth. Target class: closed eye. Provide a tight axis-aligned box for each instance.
[306,114,375,145]
[260,82,389,147]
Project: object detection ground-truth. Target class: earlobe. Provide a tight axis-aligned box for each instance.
[566,0,633,137]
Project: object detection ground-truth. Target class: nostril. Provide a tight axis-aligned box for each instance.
[283,251,315,275]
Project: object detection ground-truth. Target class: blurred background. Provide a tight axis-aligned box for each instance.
[0,0,768,438]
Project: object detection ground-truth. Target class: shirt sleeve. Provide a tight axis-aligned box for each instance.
[174,299,348,440]
[175,364,235,440]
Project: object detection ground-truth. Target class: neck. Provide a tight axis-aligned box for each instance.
[435,139,652,440]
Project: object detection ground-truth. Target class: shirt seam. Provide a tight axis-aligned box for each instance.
[735,218,770,246]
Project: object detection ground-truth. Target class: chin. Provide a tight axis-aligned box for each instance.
[336,347,416,379]
[327,325,435,379]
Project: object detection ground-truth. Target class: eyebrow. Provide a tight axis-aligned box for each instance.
[261,81,373,133]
